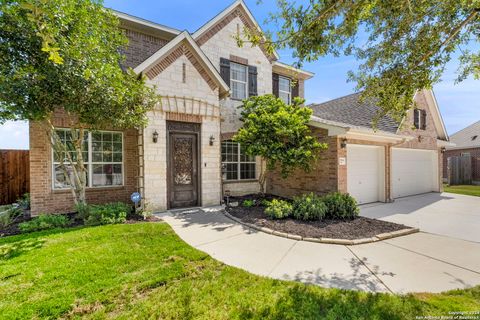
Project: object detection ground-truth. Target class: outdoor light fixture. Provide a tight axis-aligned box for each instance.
[441,147,446,154]
[340,138,347,149]
[209,135,215,146]
[152,130,159,143]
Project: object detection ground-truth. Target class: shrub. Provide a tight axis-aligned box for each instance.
[260,199,271,207]
[84,202,130,226]
[322,192,359,220]
[292,193,327,221]
[242,199,255,207]
[264,199,293,219]
[16,193,30,210]
[0,205,23,228]
[19,214,70,233]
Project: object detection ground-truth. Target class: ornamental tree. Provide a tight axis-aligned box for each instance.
[0,0,158,206]
[234,95,327,192]
[240,1,479,123]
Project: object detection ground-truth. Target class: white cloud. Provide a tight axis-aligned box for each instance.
[0,121,29,150]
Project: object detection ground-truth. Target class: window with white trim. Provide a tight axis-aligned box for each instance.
[53,129,123,189]
[230,62,248,100]
[221,140,256,180]
[279,76,291,104]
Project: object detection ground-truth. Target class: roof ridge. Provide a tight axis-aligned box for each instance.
[450,120,480,137]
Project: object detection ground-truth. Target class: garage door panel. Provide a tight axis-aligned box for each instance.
[392,148,437,199]
[347,145,384,205]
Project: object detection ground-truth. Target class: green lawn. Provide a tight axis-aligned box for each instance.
[444,184,480,197]
[1,223,479,319]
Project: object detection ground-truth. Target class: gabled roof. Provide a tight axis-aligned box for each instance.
[192,0,280,61]
[448,120,480,149]
[112,9,180,40]
[309,89,449,140]
[309,93,399,133]
[134,31,230,98]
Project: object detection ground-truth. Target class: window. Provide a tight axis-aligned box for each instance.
[461,152,471,157]
[414,109,427,130]
[279,76,291,104]
[230,62,248,100]
[53,129,123,189]
[221,140,256,181]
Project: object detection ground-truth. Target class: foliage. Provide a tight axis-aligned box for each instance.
[242,199,255,208]
[292,193,327,221]
[1,223,480,319]
[0,205,23,228]
[19,214,70,233]
[264,199,293,219]
[0,0,158,205]
[239,1,479,123]
[83,202,131,226]
[260,199,271,207]
[443,184,480,197]
[16,193,30,210]
[322,193,359,220]
[234,95,327,191]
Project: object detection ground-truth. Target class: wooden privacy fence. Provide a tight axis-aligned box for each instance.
[0,150,30,205]
[447,154,472,185]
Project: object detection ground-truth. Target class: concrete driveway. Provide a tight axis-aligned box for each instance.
[159,202,480,294]
[361,192,480,243]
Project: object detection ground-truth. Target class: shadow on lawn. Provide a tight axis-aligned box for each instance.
[0,238,45,260]
[238,285,427,320]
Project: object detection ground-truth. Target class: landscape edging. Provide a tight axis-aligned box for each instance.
[223,211,419,245]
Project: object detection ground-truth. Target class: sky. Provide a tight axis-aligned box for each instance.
[1,0,478,150]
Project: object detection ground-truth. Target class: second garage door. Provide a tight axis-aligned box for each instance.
[391,148,438,198]
[347,145,385,204]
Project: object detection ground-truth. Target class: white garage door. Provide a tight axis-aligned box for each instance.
[347,145,384,204]
[392,148,438,198]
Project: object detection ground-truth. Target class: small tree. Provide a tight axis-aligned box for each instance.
[234,95,327,192]
[0,0,158,206]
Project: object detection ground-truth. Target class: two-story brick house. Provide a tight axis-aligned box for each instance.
[29,0,451,215]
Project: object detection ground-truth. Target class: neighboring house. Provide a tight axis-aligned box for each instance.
[443,121,480,184]
[267,91,450,204]
[28,0,451,215]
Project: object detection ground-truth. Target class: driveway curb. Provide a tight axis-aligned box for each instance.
[224,211,419,245]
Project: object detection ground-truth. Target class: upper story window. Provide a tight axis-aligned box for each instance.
[230,62,248,100]
[414,109,427,130]
[53,129,123,189]
[221,140,256,181]
[278,76,291,104]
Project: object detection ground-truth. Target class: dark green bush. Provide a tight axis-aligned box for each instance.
[322,192,359,220]
[84,202,130,226]
[19,214,70,233]
[264,199,293,219]
[292,193,327,221]
[242,199,255,207]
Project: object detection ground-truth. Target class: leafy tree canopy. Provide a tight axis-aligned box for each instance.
[0,0,157,129]
[241,0,479,123]
[234,95,327,187]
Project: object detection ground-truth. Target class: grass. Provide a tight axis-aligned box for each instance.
[1,223,479,319]
[443,184,480,197]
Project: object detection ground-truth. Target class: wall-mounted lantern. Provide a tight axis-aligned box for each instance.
[152,130,159,143]
[441,147,446,154]
[209,135,215,146]
[418,135,423,142]
[340,138,347,149]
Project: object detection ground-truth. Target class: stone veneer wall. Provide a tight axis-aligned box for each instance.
[143,51,221,211]
[29,112,137,215]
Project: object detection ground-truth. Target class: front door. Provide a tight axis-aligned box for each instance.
[168,131,199,208]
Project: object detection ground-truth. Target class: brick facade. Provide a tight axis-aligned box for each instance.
[29,113,138,215]
[122,29,168,69]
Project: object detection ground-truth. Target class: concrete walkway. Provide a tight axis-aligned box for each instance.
[159,205,480,294]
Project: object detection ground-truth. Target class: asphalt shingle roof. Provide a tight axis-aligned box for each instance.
[309,92,400,133]
[449,120,480,149]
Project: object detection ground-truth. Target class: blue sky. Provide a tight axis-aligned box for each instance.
[1,0,478,149]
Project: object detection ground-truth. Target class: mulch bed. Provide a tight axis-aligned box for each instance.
[227,205,410,240]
